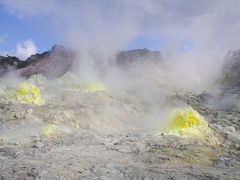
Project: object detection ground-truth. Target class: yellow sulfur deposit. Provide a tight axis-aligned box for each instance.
[0,136,9,144]
[16,82,43,105]
[41,124,60,137]
[79,81,107,93]
[169,108,204,129]
[159,108,219,146]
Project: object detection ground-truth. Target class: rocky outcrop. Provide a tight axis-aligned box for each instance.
[0,56,21,76]
[0,47,162,79]
[116,48,162,66]
[0,45,75,79]
[220,49,240,89]
[19,45,75,79]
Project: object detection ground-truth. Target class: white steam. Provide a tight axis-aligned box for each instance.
[1,0,240,90]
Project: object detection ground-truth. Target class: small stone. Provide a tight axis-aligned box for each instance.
[34,141,44,148]
[227,132,240,144]
[233,143,240,150]
[225,126,236,133]
[27,168,39,178]
[32,136,41,141]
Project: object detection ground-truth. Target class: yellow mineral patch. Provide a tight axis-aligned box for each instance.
[41,124,60,137]
[158,108,219,146]
[16,82,43,105]
[0,136,9,144]
[168,108,204,129]
[79,81,107,93]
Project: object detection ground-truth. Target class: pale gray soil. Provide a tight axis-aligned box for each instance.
[0,76,239,180]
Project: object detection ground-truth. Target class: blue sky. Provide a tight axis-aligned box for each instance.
[127,36,165,51]
[1,0,238,57]
[0,4,168,55]
[0,5,59,54]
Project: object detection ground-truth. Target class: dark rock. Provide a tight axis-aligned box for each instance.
[197,90,214,103]
[0,56,21,76]
[116,48,161,66]
[19,45,75,79]
[0,45,75,79]
[0,47,162,79]
[220,49,240,89]
[27,168,39,178]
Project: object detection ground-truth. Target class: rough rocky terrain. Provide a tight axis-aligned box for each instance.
[116,48,162,66]
[0,45,75,79]
[18,45,75,79]
[0,47,162,80]
[220,49,240,89]
[0,48,239,179]
[0,74,239,180]
[0,56,21,76]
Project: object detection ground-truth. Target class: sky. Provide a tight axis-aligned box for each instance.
[0,0,240,91]
[0,4,59,56]
[0,1,166,58]
[0,4,167,54]
[0,0,240,60]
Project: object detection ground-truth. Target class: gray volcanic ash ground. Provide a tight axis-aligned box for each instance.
[0,46,239,179]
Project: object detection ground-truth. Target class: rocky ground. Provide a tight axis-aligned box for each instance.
[0,74,239,180]
[0,47,240,179]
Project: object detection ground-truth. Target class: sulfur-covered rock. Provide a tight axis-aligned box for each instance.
[41,124,60,137]
[16,82,43,105]
[41,124,71,138]
[158,107,220,146]
[79,81,107,93]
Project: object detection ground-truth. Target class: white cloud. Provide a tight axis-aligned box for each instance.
[1,0,240,55]
[15,39,38,59]
[1,0,240,90]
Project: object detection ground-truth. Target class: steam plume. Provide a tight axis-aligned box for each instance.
[1,0,240,90]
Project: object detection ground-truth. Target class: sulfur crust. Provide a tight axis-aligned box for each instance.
[16,82,43,105]
[158,108,220,146]
[79,81,107,93]
[41,124,60,137]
